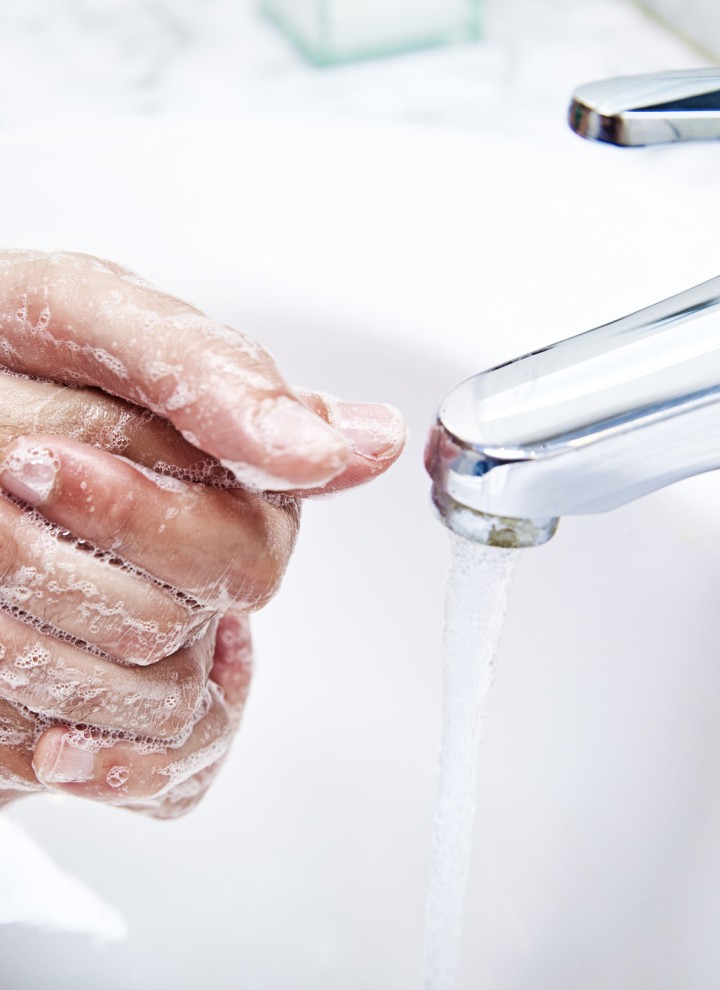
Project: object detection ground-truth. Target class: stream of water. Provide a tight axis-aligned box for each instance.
[423,532,520,989]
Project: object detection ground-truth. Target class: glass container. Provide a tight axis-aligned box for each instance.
[261,0,482,66]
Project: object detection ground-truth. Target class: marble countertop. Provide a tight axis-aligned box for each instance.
[0,0,706,136]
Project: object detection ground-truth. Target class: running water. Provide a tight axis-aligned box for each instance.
[423,532,520,990]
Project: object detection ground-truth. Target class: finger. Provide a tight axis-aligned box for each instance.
[0,492,210,663]
[0,372,212,477]
[209,614,253,727]
[0,251,351,491]
[0,612,217,738]
[131,616,254,818]
[125,760,224,819]
[289,390,406,496]
[32,681,232,805]
[0,435,300,614]
[129,615,253,817]
[0,699,42,804]
[0,372,406,496]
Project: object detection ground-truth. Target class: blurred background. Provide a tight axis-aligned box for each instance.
[0,0,709,135]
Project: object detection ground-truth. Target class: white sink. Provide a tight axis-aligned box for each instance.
[3,118,720,989]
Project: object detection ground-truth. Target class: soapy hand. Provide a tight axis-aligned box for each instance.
[0,251,405,817]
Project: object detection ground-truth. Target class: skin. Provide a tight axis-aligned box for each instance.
[0,251,406,818]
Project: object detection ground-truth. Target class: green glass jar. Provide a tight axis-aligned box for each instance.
[261,0,482,66]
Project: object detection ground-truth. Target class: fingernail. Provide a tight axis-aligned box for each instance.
[257,397,350,458]
[34,735,95,784]
[223,396,351,491]
[329,402,406,461]
[0,442,59,504]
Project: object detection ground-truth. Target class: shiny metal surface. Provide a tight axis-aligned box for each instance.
[569,68,720,146]
[426,276,720,545]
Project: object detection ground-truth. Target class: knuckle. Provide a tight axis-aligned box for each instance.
[99,492,141,553]
[255,505,299,608]
[179,669,207,730]
[132,691,229,802]
[227,496,299,612]
[152,656,207,741]
[148,610,203,666]
[51,252,120,281]
[146,764,219,818]
[53,250,92,266]
[70,580,200,669]
[104,604,195,668]
[121,632,177,668]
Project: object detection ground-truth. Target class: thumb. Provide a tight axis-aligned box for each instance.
[0,251,352,491]
[291,389,406,496]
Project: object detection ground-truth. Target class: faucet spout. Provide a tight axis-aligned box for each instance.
[426,276,720,547]
[569,68,720,146]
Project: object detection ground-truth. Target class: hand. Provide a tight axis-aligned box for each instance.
[0,614,252,819]
[0,251,405,817]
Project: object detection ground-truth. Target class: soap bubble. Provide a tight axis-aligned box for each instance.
[106,765,130,789]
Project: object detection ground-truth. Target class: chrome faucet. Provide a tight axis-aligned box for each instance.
[426,70,720,548]
[569,68,720,147]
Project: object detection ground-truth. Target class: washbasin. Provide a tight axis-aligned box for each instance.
[2,117,720,989]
